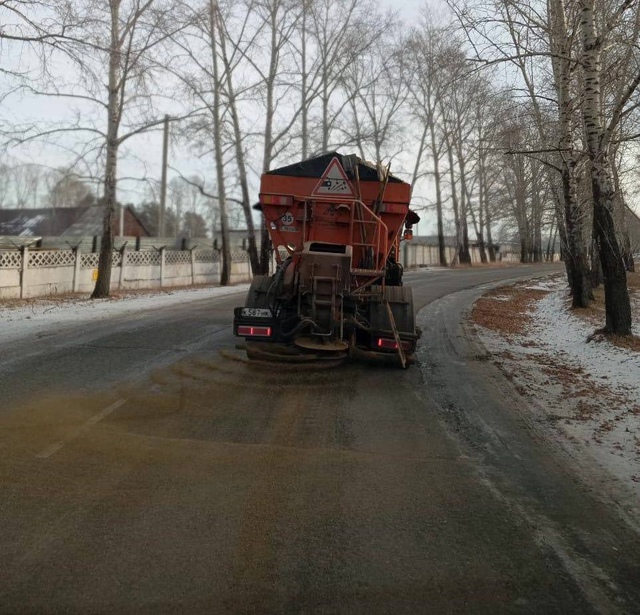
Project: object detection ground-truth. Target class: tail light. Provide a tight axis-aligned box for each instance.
[376,337,412,351]
[237,325,272,337]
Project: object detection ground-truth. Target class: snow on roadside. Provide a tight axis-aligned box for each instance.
[534,285,640,389]
[473,275,640,509]
[0,284,249,345]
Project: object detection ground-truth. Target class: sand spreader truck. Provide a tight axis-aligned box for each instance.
[233,152,420,367]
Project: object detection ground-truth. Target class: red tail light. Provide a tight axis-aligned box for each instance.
[376,338,411,351]
[237,325,272,337]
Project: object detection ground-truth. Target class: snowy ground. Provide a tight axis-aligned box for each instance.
[0,284,249,345]
[472,273,640,518]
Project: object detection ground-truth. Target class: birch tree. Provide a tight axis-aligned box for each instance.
[213,1,260,273]
[208,0,231,284]
[578,0,633,334]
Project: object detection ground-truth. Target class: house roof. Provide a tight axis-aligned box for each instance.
[60,206,106,236]
[0,206,149,238]
[0,207,87,237]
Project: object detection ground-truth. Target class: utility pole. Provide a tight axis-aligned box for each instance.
[159,114,170,237]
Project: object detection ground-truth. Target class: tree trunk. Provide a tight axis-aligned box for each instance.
[455,135,472,265]
[477,140,489,263]
[580,0,631,333]
[591,166,632,332]
[546,218,556,262]
[428,121,447,266]
[215,7,259,275]
[562,166,591,307]
[464,179,486,264]
[486,215,496,262]
[301,0,309,159]
[92,0,121,299]
[321,77,330,152]
[531,168,543,262]
[548,0,591,306]
[257,2,279,275]
[210,1,230,285]
[444,129,462,265]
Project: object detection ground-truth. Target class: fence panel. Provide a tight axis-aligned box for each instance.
[0,247,253,299]
[28,250,75,268]
[0,251,22,269]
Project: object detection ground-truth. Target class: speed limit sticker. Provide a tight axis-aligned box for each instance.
[281,212,294,225]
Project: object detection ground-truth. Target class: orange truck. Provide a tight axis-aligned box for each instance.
[233,152,420,367]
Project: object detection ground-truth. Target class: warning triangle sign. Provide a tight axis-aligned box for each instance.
[311,157,355,197]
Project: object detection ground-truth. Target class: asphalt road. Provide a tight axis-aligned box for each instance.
[1,264,639,614]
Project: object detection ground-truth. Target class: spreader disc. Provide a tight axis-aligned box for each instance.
[293,336,349,352]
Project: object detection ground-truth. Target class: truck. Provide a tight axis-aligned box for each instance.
[233,152,420,367]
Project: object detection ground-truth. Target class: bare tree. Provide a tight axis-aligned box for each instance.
[404,21,453,266]
[0,0,69,82]
[447,0,593,304]
[578,0,633,334]
[45,168,95,208]
[0,157,11,207]
[213,1,260,273]
[12,163,43,208]
[304,0,390,154]
[3,0,187,297]
[207,0,231,284]
[340,27,408,162]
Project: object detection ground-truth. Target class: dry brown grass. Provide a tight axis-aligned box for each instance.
[472,272,639,395]
[472,284,551,336]
[472,271,640,353]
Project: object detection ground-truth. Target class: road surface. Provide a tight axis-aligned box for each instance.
[1,265,639,614]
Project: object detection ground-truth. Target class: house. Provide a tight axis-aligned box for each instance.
[0,206,149,238]
[0,206,150,248]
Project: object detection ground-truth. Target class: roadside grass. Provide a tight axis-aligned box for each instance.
[470,269,640,499]
[471,270,640,353]
[471,283,552,337]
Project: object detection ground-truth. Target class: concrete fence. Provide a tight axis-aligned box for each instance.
[400,242,560,268]
[0,247,253,299]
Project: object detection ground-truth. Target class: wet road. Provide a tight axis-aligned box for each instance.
[1,265,639,614]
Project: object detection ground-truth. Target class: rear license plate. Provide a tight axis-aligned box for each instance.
[241,308,272,318]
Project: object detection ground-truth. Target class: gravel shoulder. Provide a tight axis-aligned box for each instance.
[470,270,640,526]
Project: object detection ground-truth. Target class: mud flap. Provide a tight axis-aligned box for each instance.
[367,285,418,353]
[244,275,273,309]
[233,275,276,341]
